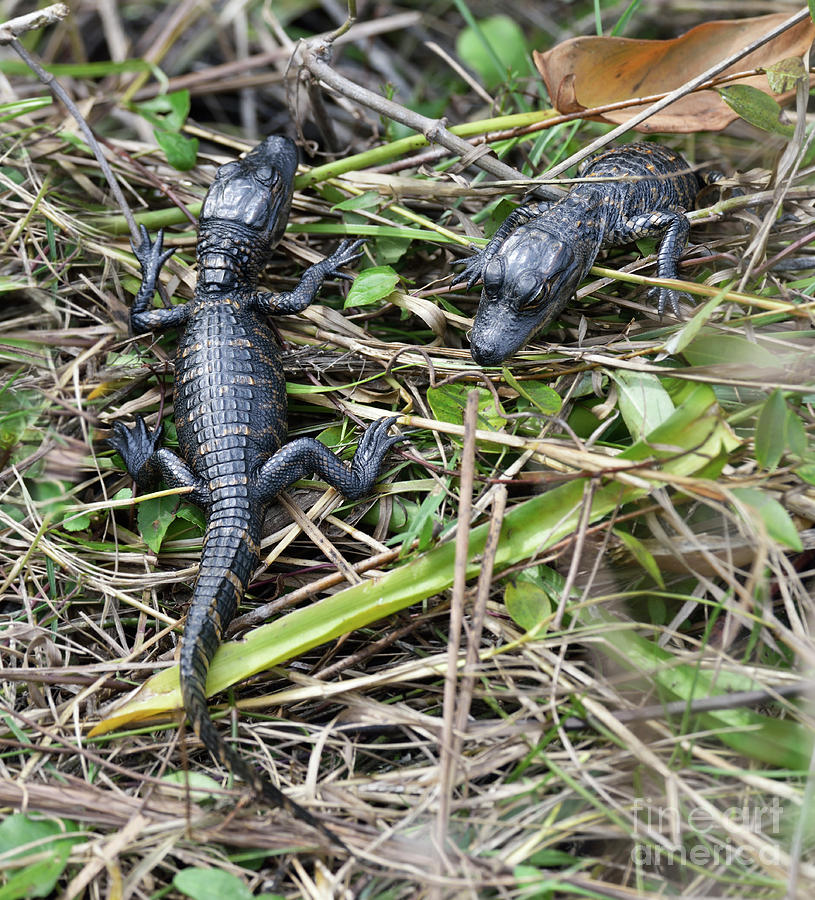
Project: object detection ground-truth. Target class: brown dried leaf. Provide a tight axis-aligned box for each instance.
[533,13,815,133]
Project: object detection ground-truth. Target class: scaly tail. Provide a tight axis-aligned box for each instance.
[178,510,347,851]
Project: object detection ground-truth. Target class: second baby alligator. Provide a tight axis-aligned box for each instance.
[108,135,403,846]
[455,142,702,365]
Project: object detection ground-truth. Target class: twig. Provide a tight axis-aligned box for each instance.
[436,389,479,863]
[294,38,566,200]
[2,4,139,242]
[562,680,815,729]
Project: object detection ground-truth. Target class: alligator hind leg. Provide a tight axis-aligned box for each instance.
[107,416,210,507]
[254,416,405,503]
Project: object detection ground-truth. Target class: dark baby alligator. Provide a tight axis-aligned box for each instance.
[108,135,402,846]
[455,142,702,365]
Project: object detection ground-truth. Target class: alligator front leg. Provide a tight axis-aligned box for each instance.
[129,225,190,334]
[254,416,404,503]
[250,239,366,315]
[107,416,210,507]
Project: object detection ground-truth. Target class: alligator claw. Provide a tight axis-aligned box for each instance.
[107,415,163,480]
[649,285,686,317]
[352,416,405,474]
[322,239,366,279]
[131,225,175,279]
[451,253,485,291]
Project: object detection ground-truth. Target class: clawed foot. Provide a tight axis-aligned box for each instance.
[321,239,366,281]
[131,225,174,308]
[351,416,406,479]
[107,415,163,481]
[649,285,688,318]
[451,252,485,291]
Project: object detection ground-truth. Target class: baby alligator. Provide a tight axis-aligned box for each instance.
[454,142,701,365]
[108,136,402,847]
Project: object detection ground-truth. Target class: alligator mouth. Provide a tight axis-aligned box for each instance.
[469,301,540,366]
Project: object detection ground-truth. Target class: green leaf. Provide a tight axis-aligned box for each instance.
[61,509,92,532]
[765,57,807,94]
[755,389,789,470]
[504,578,550,632]
[398,485,445,555]
[344,266,399,308]
[786,407,808,457]
[177,503,206,531]
[154,129,198,171]
[332,191,380,212]
[160,771,223,802]
[682,331,783,368]
[137,493,181,554]
[731,487,803,551]
[455,15,529,90]
[426,383,505,431]
[796,462,815,485]
[611,371,674,441]
[582,605,812,771]
[503,368,561,415]
[174,868,255,900]
[613,529,664,589]
[0,815,80,900]
[135,90,191,132]
[717,85,794,137]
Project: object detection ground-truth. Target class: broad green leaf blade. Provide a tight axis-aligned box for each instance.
[344,266,398,308]
[154,130,198,171]
[611,371,674,441]
[755,390,788,470]
[613,529,665,589]
[455,15,529,90]
[174,868,255,900]
[0,815,80,900]
[504,579,550,632]
[731,487,803,551]
[426,383,505,431]
[717,84,794,136]
[503,367,562,415]
[137,493,181,554]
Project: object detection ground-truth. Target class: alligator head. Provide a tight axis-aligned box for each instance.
[198,135,298,275]
[469,224,584,366]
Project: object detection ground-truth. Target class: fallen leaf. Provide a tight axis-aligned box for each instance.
[533,13,815,132]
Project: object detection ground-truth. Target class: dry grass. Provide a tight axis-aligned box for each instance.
[3,2,815,898]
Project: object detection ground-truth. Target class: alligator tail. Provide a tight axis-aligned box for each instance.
[178,512,347,851]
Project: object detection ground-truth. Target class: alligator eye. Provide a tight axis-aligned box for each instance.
[483,258,504,297]
[519,281,548,312]
[510,273,543,310]
[254,165,274,185]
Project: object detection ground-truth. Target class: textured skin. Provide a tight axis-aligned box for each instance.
[455,143,702,365]
[108,136,402,848]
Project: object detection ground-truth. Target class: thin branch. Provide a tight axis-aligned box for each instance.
[294,38,566,200]
[4,8,139,242]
